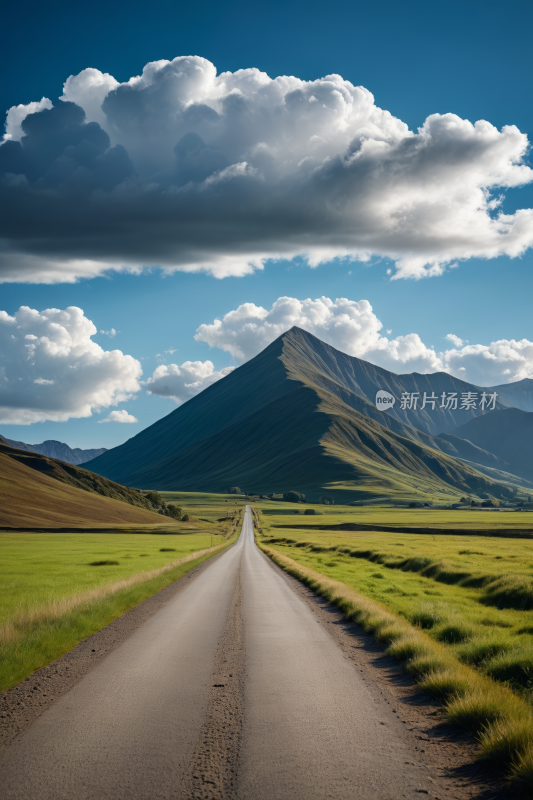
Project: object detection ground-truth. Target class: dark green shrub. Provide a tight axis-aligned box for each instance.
[283,491,306,503]
[145,491,162,506]
[167,504,183,520]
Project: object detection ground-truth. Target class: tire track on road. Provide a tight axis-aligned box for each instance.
[187,569,245,799]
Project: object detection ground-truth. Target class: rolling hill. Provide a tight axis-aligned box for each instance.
[0,434,106,465]
[0,441,169,528]
[86,327,519,502]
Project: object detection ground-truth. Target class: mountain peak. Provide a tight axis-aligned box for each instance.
[86,327,521,501]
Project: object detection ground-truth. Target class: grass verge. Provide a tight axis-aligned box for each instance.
[0,537,237,691]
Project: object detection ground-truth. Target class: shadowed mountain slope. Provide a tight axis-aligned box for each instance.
[0,434,106,465]
[0,442,169,527]
[87,334,294,482]
[487,379,533,413]
[87,328,516,501]
[452,409,533,484]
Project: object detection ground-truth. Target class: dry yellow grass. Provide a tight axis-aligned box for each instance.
[0,452,169,527]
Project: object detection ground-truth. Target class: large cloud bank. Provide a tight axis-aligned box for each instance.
[196,296,533,385]
[0,306,141,424]
[2,56,533,283]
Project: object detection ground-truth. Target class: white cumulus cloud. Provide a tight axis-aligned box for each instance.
[146,361,234,403]
[195,295,533,385]
[0,306,142,424]
[1,56,533,283]
[445,333,466,347]
[195,296,442,373]
[99,409,138,423]
[445,340,533,385]
[61,68,119,128]
[3,97,53,142]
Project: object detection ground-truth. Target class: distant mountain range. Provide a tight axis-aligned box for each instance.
[487,379,533,412]
[86,327,533,502]
[0,435,107,466]
[451,409,533,484]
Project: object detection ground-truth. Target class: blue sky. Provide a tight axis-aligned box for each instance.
[1,0,533,448]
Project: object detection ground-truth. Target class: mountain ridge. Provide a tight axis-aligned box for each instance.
[0,435,107,465]
[487,379,533,413]
[86,327,523,502]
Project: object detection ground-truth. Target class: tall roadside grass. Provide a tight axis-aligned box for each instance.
[0,537,236,691]
[258,542,533,791]
[262,537,533,611]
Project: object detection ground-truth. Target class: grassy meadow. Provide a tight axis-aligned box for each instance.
[158,490,247,522]
[255,503,533,788]
[262,504,533,530]
[0,494,244,690]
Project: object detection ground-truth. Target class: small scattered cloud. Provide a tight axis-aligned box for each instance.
[146,361,234,404]
[100,328,118,337]
[445,333,466,347]
[164,348,176,354]
[33,378,55,385]
[99,409,138,423]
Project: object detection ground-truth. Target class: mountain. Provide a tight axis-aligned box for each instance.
[0,441,168,528]
[452,408,533,484]
[487,379,533,412]
[0,435,107,465]
[86,327,518,502]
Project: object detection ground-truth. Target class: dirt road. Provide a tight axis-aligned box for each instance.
[0,508,464,799]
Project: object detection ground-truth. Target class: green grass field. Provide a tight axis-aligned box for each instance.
[259,525,533,688]
[158,490,247,522]
[0,494,243,690]
[259,503,533,529]
[5,489,533,787]
[255,505,533,789]
[1,530,214,626]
